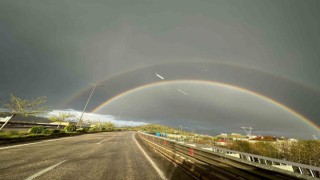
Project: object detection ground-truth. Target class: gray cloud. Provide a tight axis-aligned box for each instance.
[0,0,319,138]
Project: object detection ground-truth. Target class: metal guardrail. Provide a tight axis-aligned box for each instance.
[138,132,320,179]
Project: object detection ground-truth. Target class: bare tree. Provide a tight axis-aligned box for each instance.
[0,94,48,130]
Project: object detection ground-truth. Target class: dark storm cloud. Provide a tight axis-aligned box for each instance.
[0,0,319,137]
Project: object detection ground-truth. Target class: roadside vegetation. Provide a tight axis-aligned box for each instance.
[0,94,48,131]
[131,124,320,167]
[124,124,193,135]
[0,121,118,145]
[0,94,119,145]
[49,113,75,129]
[0,94,48,117]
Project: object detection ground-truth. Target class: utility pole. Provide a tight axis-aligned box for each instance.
[77,83,104,128]
[0,114,15,131]
[241,126,254,138]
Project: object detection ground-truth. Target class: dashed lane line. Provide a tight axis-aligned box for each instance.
[97,134,115,144]
[25,160,67,180]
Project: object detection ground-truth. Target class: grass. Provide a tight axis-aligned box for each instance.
[0,129,78,144]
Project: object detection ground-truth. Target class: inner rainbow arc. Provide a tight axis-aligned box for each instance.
[91,80,320,131]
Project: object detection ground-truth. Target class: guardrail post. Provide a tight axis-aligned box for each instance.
[189,148,194,156]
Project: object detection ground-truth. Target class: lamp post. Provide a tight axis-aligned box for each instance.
[77,83,104,128]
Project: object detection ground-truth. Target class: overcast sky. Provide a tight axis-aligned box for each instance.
[0,0,319,138]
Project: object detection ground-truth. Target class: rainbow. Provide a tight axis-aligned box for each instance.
[91,80,319,131]
[63,61,319,107]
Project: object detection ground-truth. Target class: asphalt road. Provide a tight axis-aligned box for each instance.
[0,131,195,180]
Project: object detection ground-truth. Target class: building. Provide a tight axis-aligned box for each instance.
[216,139,227,146]
[220,133,228,137]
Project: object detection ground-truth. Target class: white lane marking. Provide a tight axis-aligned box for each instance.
[133,134,168,180]
[97,139,108,144]
[0,137,77,150]
[97,134,116,144]
[25,160,67,180]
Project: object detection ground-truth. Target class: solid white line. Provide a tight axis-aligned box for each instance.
[97,139,108,144]
[132,133,168,180]
[25,160,67,180]
[0,136,77,150]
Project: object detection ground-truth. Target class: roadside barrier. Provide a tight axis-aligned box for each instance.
[138,132,320,180]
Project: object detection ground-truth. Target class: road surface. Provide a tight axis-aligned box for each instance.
[0,131,195,180]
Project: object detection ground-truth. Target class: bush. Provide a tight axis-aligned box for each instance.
[28,126,47,134]
[8,130,19,135]
[76,128,87,133]
[89,127,97,132]
[89,125,100,132]
[64,124,76,132]
[51,129,61,134]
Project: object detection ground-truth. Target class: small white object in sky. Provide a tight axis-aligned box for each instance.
[177,89,188,95]
[155,73,165,80]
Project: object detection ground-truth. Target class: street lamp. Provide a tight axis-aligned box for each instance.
[77,83,104,128]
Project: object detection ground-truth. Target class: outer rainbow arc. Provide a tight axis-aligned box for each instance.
[62,61,320,107]
[91,80,319,131]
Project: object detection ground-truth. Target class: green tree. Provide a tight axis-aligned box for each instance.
[288,140,320,166]
[28,126,48,134]
[0,94,48,130]
[49,113,74,129]
[90,122,115,132]
[227,140,251,153]
[251,142,279,158]
[64,124,76,132]
[103,122,115,131]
